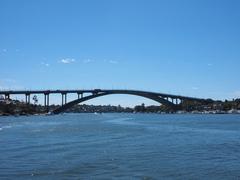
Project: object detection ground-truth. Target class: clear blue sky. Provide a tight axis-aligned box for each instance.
[0,0,240,106]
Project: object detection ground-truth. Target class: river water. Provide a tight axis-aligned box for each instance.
[1,113,240,179]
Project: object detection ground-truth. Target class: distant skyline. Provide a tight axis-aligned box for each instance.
[1,0,240,106]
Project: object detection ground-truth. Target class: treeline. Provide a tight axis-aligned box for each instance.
[180,99,240,112]
[133,99,240,113]
[69,104,174,113]
[66,104,133,113]
[0,100,46,115]
[1,98,240,115]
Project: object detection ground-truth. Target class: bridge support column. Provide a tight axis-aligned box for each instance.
[65,94,67,104]
[25,94,30,104]
[44,94,47,107]
[48,94,50,112]
[47,94,49,107]
[77,93,83,99]
[5,94,10,99]
[180,99,183,104]
[61,93,67,106]
[44,93,49,112]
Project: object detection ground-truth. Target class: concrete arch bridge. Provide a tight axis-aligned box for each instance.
[0,89,208,114]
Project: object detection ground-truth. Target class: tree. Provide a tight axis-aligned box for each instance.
[134,103,146,112]
[32,95,38,104]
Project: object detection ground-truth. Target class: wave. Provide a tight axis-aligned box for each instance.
[0,125,13,131]
[105,117,140,126]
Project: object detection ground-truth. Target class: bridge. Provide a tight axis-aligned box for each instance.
[0,89,208,114]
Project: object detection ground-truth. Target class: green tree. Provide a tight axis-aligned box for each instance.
[32,95,38,104]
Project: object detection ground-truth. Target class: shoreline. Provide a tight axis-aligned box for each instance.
[1,111,240,117]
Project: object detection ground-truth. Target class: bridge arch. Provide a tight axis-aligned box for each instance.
[52,91,177,114]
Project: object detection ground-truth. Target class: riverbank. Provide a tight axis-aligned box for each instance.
[1,98,240,116]
[1,110,240,116]
[0,99,48,116]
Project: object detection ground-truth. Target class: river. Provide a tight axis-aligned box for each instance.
[1,113,240,179]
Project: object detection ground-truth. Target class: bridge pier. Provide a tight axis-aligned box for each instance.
[61,93,67,106]
[5,94,10,99]
[77,93,83,99]
[62,94,64,106]
[44,93,50,112]
[44,94,46,106]
[25,94,30,104]
[45,94,49,106]
[44,94,49,106]
[47,94,49,107]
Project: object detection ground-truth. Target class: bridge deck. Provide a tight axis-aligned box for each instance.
[0,89,206,101]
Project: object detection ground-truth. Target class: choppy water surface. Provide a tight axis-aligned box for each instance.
[1,113,240,179]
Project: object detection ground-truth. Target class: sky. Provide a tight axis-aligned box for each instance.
[0,0,240,106]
